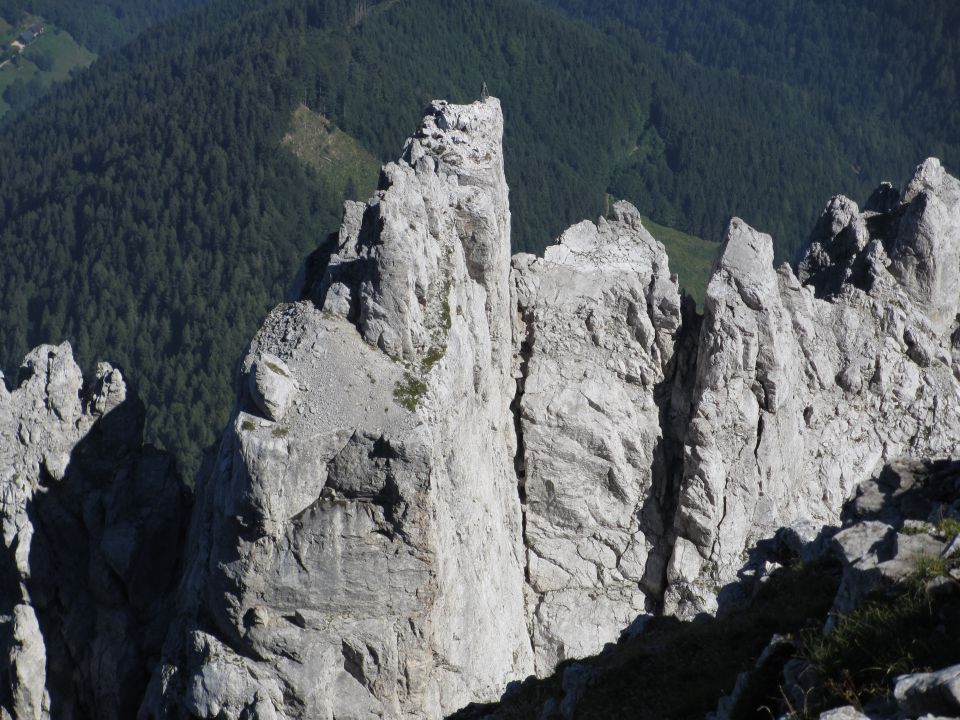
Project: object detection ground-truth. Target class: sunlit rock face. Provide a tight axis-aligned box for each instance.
[665,159,960,618]
[511,201,683,672]
[142,98,534,720]
[6,91,958,720]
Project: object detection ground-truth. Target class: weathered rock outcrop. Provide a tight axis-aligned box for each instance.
[4,94,960,720]
[666,159,960,617]
[511,201,684,672]
[142,99,533,720]
[0,343,188,720]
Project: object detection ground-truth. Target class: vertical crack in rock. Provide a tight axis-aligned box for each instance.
[644,295,702,613]
[510,201,684,673]
[511,307,535,587]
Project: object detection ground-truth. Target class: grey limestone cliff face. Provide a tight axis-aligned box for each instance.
[511,201,683,673]
[665,158,960,618]
[0,343,187,720]
[142,99,533,720]
[139,93,960,717]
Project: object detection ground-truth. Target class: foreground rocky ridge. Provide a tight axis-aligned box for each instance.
[1,98,959,719]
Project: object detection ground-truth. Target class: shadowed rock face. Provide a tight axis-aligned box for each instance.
[0,343,188,720]
[3,96,959,720]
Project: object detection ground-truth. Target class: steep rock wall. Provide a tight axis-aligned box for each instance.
[665,159,960,617]
[142,99,533,720]
[0,343,187,720]
[510,201,684,672]
[3,98,959,720]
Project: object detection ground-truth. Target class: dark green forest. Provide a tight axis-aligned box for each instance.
[0,0,211,52]
[541,0,960,153]
[541,0,960,252]
[1,0,956,477]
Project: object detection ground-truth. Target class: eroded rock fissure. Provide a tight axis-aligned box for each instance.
[511,307,535,586]
[645,296,702,610]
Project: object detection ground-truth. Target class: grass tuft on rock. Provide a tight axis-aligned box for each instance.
[798,563,960,713]
[393,373,428,412]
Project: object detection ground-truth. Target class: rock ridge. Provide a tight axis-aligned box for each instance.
[2,97,959,720]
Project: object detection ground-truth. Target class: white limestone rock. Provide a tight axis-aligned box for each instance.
[894,663,960,718]
[5,605,48,720]
[146,98,533,720]
[0,343,187,720]
[249,353,297,421]
[511,200,682,672]
[665,158,960,617]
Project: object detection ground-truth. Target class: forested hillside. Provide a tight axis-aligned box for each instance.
[1,0,954,477]
[541,0,960,252]
[540,0,960,151]
[0,0,211,52]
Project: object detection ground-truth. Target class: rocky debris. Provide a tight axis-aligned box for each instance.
[829,458,960,616]
[143,98,533,720]
[0,343,188,720]
[511,200,684,672]
[665,159,960,617]
[695,458,960,720]
[248,353,297,421]
[893,664,960,718]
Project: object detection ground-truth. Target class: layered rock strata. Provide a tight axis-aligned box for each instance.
[0,343,187,720]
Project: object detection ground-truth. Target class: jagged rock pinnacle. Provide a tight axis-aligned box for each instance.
[4,86,960,719]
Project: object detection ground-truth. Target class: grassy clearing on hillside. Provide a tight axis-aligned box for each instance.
[282,104,380,202]
[0,23,95,119]
[639,213,718,308]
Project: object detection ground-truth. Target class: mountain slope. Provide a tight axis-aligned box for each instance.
[0,0,213,52]
[1,0,951,478]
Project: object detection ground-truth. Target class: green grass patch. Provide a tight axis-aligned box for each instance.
[0,24,96,120]
[422,345,445,374]
[639,211,718,309]
[914,554,948,581]
[937,517,960,540]
[282,104,380,201]
[799,568,960,713]
[241,419,256,432]
[271,425,288,438]
[393,372,428,412]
